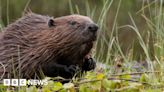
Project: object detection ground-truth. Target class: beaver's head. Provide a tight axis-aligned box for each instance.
[39,14,99,62]
[47,15,98,45]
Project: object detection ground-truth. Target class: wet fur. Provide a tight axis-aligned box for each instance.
[0,13,96,79]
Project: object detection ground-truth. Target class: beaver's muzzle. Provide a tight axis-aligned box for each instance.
[87,23,98,33]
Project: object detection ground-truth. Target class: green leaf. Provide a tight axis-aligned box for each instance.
[120,74,131,79]
[102,79,121,89]
[85,72,96,79]
[52,82,63,91]
[140,74,149,82]
[42,87,51,92]
[79,84,95,92]
[27,86,37,92]
[96,73,105,80]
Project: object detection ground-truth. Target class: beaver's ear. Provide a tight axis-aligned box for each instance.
[48,19,55,27]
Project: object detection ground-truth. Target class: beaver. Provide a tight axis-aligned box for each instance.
[0,13,98,80]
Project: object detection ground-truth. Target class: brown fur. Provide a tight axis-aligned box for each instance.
[0,13,97,79]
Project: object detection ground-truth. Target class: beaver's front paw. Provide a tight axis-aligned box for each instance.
[64,65,80,78]
[82,58,96,71]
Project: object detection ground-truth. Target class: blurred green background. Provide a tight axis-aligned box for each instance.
[0,0,162,62]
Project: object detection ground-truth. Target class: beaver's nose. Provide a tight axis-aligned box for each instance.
[88,23,98,32]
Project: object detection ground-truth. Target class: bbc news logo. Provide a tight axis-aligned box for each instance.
[3,79,48,86]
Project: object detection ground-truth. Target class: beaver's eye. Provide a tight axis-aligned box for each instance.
[69,21,77,25]
[48,19,56,27]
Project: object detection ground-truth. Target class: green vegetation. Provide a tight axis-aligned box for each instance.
[0,0,164,91]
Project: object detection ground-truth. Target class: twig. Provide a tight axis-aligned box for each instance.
[110,71,162,76]
[75,79,101,85]
[108,77,151,85]
[74,77,151,85]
